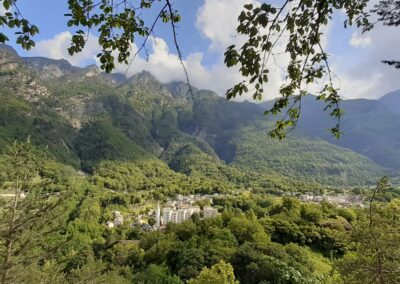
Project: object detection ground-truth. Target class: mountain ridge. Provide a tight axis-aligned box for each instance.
[0,44,395,186]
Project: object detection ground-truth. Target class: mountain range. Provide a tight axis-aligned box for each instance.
[0,44,399,188]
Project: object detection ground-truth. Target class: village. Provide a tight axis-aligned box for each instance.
[104,191,365,230]
[105,194,219,230]
[295,193,364,207]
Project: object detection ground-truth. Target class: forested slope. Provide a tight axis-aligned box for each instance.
[0,44,392,187]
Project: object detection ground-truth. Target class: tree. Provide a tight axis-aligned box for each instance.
[337,177,400,284]
[148,217,156,227]
[188,260,238,284]
[0,139,62,284]
[68,258,131,284]
[133,264,183,284]
[227,216,267,244]
[230,242,318,284]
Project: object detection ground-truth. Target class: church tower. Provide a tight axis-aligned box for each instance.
[156,202,160,227]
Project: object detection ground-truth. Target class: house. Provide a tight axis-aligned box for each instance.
[299,195,313,202]
[313,196,324,202]
[109,210,124,226]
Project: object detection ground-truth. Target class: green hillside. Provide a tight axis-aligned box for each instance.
[229,125,386,185]
[278,95,400,170]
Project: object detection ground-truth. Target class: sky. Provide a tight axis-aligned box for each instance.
[4,0,400,100]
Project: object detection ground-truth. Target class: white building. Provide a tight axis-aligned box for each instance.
[156,202,161,228]
[162,206,201,225]
[113,211,124,226]
[313,196,324,202]
[163,208,173,225]
[105,211,123,228]
[299,195,314,202]
[177,209,186,223]
[187,206,200,218]
[203,206,218,219]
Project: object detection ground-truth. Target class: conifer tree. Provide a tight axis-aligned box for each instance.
[0,139,62,284]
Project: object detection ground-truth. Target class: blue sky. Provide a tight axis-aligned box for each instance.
[11,0,216,65]
[5,0,400,99]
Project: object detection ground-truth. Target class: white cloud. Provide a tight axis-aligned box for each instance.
[195,0,291,100]
[335,24,400,99]
[29,31,100,66]
[349,32,372,48]
[117,37,184,83]
[114,37,244,97]
[0,4,9,14]
[338,72,384,99]
[196,0,259,51]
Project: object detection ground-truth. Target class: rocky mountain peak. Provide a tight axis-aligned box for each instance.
[0,44,49,101]
[83,64,100,77]
[165,81,197,101]
[0,44,23,76]
[0,44,19,57]
[22,56,81,79]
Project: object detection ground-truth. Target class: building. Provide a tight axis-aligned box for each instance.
[313,196,324,202]
[156,202,161,228]
[162,206,201,225]
[187,206,200,218]
[299,195,313,202]
[163,208,173,225]
[113,211,124,226]
[105,211,124,228]
[177,209,186,223]
[203,206,218,219]
[296,193,364,207]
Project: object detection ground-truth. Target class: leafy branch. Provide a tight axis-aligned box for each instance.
[372,0,400,68]
[224,0,370,139]
[0,0,39,49]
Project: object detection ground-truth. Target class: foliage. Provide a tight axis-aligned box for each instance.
[0,0,38,49]
[224,1,371,138]
[337,179,400,283]
[133,264,183,284]
[0,139,70,283]
[188,260,238,284]
[0,143,397,283]
[230,125,386,186]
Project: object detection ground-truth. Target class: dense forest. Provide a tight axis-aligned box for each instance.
[1,45,400,283]
[1,141,399,283]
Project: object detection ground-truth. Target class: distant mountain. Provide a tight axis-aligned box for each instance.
[379,89,400,114]
[0,44,393,186]
[268,94,400,170]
